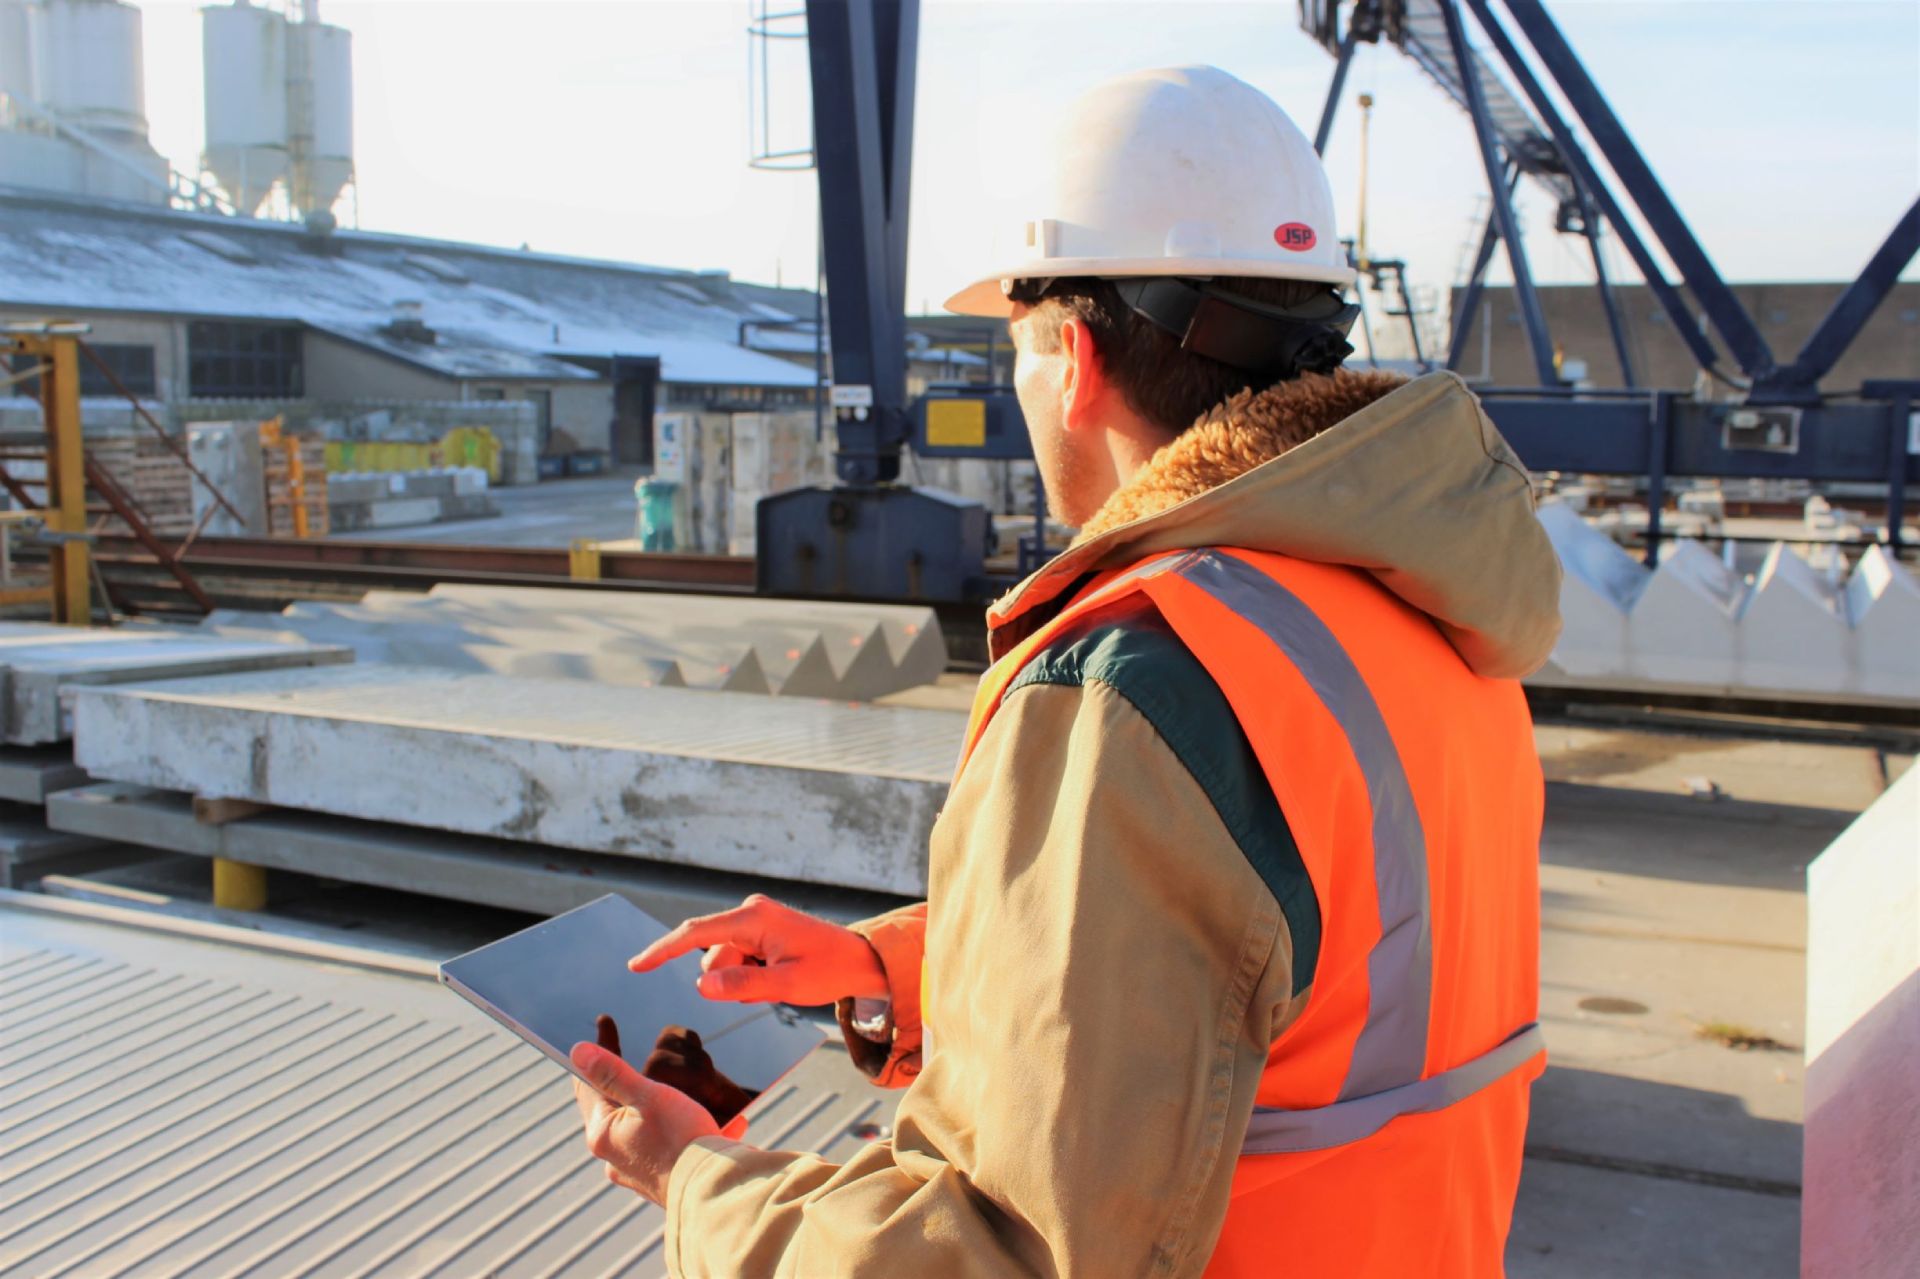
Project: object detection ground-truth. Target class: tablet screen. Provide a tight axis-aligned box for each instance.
[440,894,826,1120]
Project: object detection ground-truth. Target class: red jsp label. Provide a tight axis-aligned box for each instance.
[1274,222,1317,251]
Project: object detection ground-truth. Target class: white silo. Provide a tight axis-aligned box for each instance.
[16,0,170,204]
[29,0,149,137]
[0,0,35,117]
[202,0,289,216]
[287,14,352,222]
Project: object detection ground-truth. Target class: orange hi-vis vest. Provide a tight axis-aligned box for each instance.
[962,547,1546,1277]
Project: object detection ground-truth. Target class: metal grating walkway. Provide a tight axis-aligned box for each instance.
[0,892,895,1277]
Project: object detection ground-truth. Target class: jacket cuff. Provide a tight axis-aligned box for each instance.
[666,1135,743,1278]
[838,903,926,1087]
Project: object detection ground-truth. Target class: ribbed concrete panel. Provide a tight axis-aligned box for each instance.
[1627,540,1744,688]
[201,589,945,701]
[0,891,896,1279]
[1531,502,1917,706]
[70,666,962,895]
[1536,502,1638,681]
[1846,545,1920,698]
[0,625,353,745]
[1740,544,1848,697]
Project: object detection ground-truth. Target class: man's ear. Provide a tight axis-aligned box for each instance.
[1058,314,1106,434]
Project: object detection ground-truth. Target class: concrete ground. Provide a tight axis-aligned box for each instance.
[36,699,1905,1276]
[333,473,641,547]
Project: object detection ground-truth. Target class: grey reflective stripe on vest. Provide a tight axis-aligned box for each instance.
[1241,1023,1545,1155]
[1170,551,1434,1100]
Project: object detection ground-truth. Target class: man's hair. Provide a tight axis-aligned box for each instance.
[1019,276,1343,436]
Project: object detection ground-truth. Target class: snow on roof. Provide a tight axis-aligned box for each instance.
[0,189,820,388]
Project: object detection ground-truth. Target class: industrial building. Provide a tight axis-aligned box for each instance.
[1454,279,1920,393]
[0,0,994,485]
[0,187,830,468]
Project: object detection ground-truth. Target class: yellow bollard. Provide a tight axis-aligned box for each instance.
[212,858,268,912]
[569,538,602,581]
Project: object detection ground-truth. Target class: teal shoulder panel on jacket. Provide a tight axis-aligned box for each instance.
[1008,602,1321,995]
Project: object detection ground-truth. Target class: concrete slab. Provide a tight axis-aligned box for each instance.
[0,745,89,805]
[69,665,963,895]
[0,625,353,745]
[1803,768,1920,1278]
[0,800,117,888]
[203,589,946,701]
[47,783,908,927]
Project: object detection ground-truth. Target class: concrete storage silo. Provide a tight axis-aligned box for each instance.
[202,0,289,217]
[16,0,170,203]
[287,14,351,222]
[0,0,35,116]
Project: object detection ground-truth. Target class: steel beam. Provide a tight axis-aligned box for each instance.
[1495,0,1776,381]
[1862,379,1918,553]
[1447,166,1517,373]
[1439,0,1557,386]
[1583,203,1639,389]
[1313,23,1361,155]
[1643,392,1674,565]
[1764,199,1920,399]
[87,535,757,591]
[806,0,916,484]
[1459,0,1722,376]
[1481,394,1918,487]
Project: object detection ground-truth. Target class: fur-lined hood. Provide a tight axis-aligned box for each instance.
[987,369,1563,679]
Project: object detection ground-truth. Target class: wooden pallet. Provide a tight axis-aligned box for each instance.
[88,437,198,538]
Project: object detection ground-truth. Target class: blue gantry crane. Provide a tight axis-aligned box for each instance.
[757,0,1918,606]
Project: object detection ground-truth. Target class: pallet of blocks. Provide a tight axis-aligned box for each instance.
[87,437,196,538]
[261,420,328,538]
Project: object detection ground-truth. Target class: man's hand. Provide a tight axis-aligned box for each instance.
[572,1040,721,1204]
[630,893,888,1006]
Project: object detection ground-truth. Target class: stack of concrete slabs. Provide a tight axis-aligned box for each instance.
[70,665,965,896]
[0,624,352,746]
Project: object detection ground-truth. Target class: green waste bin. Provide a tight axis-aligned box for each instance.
[635,477,679,551]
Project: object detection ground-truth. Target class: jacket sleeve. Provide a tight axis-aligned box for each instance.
[664,678,1303,1278]
[834,902,927,1086]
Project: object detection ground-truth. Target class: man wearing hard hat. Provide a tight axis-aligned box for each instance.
[574,65,1561,1276]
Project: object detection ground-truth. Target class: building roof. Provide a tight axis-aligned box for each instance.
[0,189,821,387]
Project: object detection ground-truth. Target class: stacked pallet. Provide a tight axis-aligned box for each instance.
[261,421,329,538]
[88,437,196,538]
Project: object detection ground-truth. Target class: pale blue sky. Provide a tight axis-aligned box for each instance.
[135,1,1920,315]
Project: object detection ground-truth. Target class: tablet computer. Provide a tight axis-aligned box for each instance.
[440,894,826,1126]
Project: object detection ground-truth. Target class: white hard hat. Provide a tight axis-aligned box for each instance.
[945,65,1355,317]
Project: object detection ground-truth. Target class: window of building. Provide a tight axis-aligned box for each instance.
[7,343,158,398]
[472,386,506,401]
[187,322,302,399]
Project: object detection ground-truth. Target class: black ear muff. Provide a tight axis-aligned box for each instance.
[1112,278,1359,382]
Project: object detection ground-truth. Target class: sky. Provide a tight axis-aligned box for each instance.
[132,0,1920,322]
